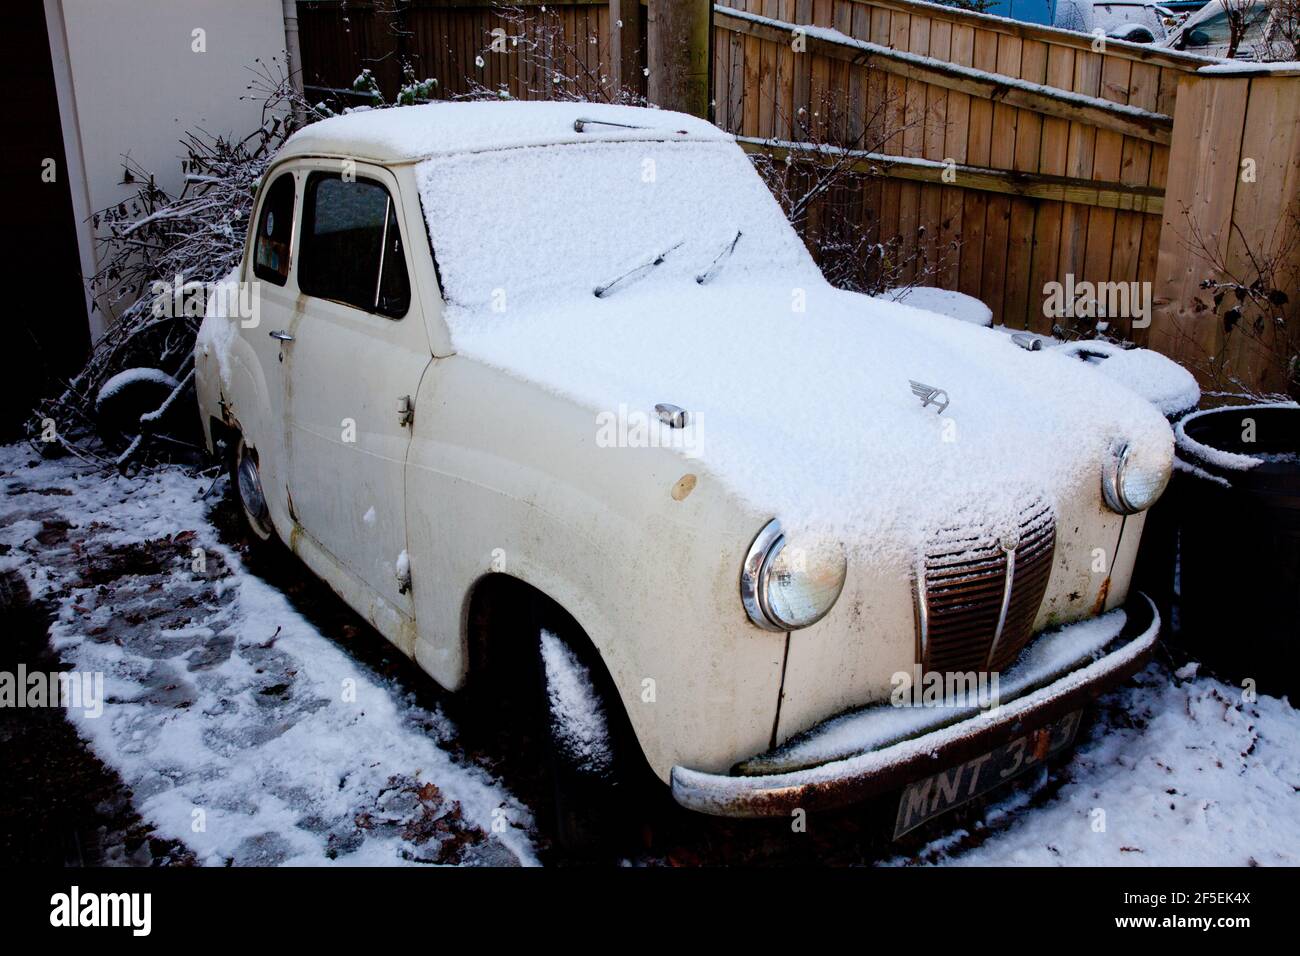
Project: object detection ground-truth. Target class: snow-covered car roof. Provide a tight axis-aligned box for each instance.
[278,101,731,164]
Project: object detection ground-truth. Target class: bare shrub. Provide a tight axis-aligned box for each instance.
[747,81,957,297]
[30,65,330,466]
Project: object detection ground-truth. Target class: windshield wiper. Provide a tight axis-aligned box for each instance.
[594,241,683,298]
[695,230,742,285]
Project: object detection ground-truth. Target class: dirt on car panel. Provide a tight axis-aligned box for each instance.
[1091,576,1111,617]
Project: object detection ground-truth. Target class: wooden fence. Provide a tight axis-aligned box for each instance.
[297,0,640,104]
[297,0,1300,394]
[714,0,1200,341]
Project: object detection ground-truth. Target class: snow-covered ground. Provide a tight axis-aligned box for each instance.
[0,445,536,866]
[2,444,1296,866]
[891,665,1299,866]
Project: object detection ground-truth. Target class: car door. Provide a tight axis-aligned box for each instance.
[282,162,431,617]
[243,168,299,527]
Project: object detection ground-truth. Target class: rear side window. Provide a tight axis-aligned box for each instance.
[252,173,295,286]
[298,173,410,318]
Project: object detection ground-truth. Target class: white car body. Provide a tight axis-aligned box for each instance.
[196,101,1173,817]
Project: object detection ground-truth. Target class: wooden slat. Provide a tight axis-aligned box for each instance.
[1027,43,1074,334]
[898,13,928,282]
[736,139,1165,211]
[958,28,996,302]
[1082,56,1131,301]
[1150,76,1251,371]
[982,32,1022,322]
[939,22,973,290]
[1004,38,1047,329]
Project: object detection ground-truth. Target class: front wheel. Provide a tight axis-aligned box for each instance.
[535,624,642,857]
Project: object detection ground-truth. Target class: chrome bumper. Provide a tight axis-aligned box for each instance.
[670,594,1160,818]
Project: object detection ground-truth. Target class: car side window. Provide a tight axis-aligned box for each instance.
[252,173,295,286]
[299,173,411,318]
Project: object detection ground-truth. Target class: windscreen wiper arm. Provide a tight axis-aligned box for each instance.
[594,241,684,298]
[695,230,742,285]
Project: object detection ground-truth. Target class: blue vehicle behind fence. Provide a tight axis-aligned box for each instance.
[981,0,1056,25]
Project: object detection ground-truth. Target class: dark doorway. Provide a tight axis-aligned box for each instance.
[1,1,91,442]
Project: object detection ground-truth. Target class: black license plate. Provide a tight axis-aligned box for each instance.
[893,709,1082,839]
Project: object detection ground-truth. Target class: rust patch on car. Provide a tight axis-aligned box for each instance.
[671,474,698,501]
[1091,577,1111,616]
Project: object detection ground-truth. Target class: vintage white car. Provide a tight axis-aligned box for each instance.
[196,101,1173,842]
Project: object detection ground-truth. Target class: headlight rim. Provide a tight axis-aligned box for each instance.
[1102,440,1169,514]
[740,518,847,632]
[740,519,787,632]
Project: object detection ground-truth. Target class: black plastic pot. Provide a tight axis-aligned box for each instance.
[1171,404,1300,699]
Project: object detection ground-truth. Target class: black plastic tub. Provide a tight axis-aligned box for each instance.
[1171,404,1300,699]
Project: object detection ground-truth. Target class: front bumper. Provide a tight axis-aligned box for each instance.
[670,594,1160,817]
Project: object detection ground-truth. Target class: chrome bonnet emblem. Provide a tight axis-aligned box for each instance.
[909,380,950,414]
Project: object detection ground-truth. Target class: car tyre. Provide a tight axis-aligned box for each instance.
[230,436,275,544]
[532,619,643,859]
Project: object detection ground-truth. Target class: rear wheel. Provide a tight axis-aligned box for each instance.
[231,436,274,543]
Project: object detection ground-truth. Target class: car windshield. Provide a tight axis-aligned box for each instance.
[414,139,814,314]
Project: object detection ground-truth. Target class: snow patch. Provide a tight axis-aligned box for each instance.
[282,100,729,163]
[1055,340,1201,416]
[197,267,241,389]
[538,629,613,775]
[95,368,179,409]
[880,287,993,327]
[1174,403,1299,473]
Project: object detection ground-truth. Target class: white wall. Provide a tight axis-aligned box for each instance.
[45,0,287,336]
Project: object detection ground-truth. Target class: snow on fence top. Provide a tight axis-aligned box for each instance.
[280,101,730,163]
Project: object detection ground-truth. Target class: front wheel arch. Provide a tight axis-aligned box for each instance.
[462,572,655,780]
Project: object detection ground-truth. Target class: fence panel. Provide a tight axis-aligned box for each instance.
[713,0,1202,333]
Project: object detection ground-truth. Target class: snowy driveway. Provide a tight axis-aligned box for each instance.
[0,445,536,866]
[1,445,1296,866]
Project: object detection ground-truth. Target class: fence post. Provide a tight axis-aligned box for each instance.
[646,0,711,118]
[1148,69,1300,396]
[610,0,644,98]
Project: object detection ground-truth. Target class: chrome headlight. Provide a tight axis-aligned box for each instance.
[740,519,848,631]
[1101,440,1171,514]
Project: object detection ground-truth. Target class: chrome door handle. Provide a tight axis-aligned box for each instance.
[268,330,294,342]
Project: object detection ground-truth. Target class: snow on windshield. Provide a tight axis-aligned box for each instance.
[414,139,817,317]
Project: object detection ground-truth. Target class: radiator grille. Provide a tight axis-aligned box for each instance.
[916,501,1056,674]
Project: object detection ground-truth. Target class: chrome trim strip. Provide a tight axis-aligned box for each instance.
[914,558,930,665]
[740,519,785,632]
[373,194,392,310]
[985,543,1016,669]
